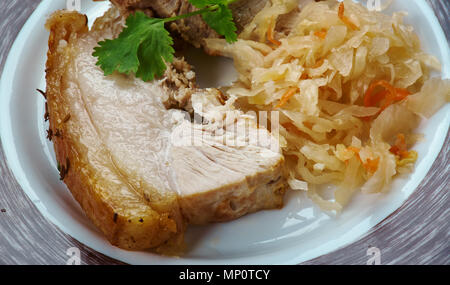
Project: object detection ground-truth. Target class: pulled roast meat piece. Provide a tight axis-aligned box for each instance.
[110,0,270,48]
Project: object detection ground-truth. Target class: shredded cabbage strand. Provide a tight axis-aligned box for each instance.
[206,0,450,212]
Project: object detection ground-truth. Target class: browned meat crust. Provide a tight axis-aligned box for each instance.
[45,10,185,252]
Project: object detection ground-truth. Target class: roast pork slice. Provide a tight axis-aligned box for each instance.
[170,91,285,224]
[45,7,286,250]
[171,123,285,224]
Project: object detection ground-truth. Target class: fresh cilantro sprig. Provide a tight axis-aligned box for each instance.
[93,0,238,82]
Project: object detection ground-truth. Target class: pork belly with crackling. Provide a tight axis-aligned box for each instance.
[45,4,286,251]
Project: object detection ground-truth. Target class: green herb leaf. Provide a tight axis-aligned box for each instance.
[189,0,230,8]
[188,0,237,43]
[93,12,174,81]
[93,1,238,82]
[135,20,174,81]
[201,4,237,43]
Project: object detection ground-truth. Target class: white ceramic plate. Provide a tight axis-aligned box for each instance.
[0,0,449,265]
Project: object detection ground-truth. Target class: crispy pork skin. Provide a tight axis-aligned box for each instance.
[45,10,185,251]
[45,6,286,251]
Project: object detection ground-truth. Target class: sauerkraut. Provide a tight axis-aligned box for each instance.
[206,0,450,211]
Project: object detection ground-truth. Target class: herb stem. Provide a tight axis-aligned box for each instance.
[162,7,215,23]
[162,0,238,23]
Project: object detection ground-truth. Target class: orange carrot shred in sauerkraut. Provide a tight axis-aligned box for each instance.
[364,157,380,174]
[275,87,298,108]
[347,146,379,174]
[363,80,411,120]
[389,133,408,158]
[267,16,281,46]
[338,2,359,31]
[314,29,328,39]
